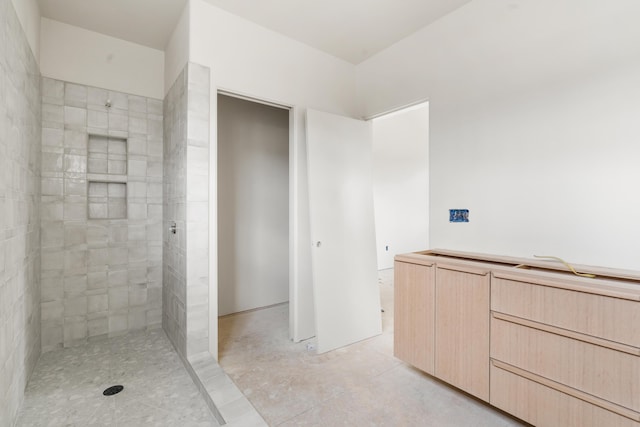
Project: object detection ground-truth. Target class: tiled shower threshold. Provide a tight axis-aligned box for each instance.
[178,350,266,426]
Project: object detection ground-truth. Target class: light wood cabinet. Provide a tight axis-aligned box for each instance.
[394,261,435,374]
[394,249,640,427]
[435,263,490,401]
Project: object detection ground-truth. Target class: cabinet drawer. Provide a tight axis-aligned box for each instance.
[491,317,640,412]
[490,363,640,427]
[491,275,640,348]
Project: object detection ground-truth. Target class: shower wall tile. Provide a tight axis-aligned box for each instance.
[163,67,189,357]
[88,109,108,130]
[163,62,211,360]
[42,78,64,104]
[65,83,87,107]
[129,95,147,113]
[87,86,108,107]
[41,77,163,351]
[0,0,42,425]
[185,63,211,357]
[108,91,128,111]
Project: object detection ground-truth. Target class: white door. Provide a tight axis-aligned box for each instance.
[305,109,382,354]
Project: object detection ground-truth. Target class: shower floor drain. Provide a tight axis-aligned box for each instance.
[103,385,124,396]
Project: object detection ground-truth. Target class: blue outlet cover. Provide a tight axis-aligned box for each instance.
[449,209,469,223]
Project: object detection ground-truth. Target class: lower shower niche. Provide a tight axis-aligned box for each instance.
[88,181,127,219]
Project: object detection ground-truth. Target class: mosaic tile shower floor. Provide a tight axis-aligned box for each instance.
[15,329,219,426]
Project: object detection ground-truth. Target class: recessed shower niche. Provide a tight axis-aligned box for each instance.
[88,182,127,219]
[87,134,128,219]
[88,134,127,174]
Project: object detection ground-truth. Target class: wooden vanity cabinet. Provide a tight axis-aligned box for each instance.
[394,249,640,427]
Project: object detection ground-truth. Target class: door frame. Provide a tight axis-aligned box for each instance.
[212,88,308,359]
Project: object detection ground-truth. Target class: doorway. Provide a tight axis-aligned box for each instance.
[217,94,290,322]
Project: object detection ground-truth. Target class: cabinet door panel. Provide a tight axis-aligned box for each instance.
[394,261,435,374]
[435,265,490,401]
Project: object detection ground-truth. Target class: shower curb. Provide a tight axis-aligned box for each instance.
[181,350,267,426]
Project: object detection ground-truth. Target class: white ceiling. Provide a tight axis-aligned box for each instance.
[37,0,472,64]
[38,0,188,50]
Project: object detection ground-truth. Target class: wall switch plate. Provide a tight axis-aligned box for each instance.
[449,209,469,223]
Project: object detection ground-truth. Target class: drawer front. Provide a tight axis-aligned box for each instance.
[490,364,640,427]
[491,318,640,412]
[492,276,640,348]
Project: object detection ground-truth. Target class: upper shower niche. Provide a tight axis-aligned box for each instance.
[87,134,128,219]
[88,135,127,175]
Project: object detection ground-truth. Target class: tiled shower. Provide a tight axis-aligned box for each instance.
[0,0,213,424]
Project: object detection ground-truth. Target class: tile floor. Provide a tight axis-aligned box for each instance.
[15,329,219,426]
[218,269,528,426]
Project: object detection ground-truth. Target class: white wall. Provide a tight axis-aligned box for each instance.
[189,0,357,117]
[10,0,40,62]
[217,95,289,316]
[357,0,640,270]
[188,0,358,343]
[373,104,429,270]
[40,18,164,99]
[164,1,189,94]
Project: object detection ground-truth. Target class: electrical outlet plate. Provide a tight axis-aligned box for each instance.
[449,209,469,223]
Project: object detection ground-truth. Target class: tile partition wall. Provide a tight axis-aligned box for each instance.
[0,0,42,423]
[163,66,187,355]
[163,62,210,360]
[40,76,164,351]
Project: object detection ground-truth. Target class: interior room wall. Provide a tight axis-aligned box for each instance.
[372,104,429,270]
[217,95,289,316]
[0,0,42,424]
[164,1,189,97]
[39,18,165,100]
[9,0,40,61]
[39,77,164,351]
[188,0,359,343]
[356,0,640,270]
